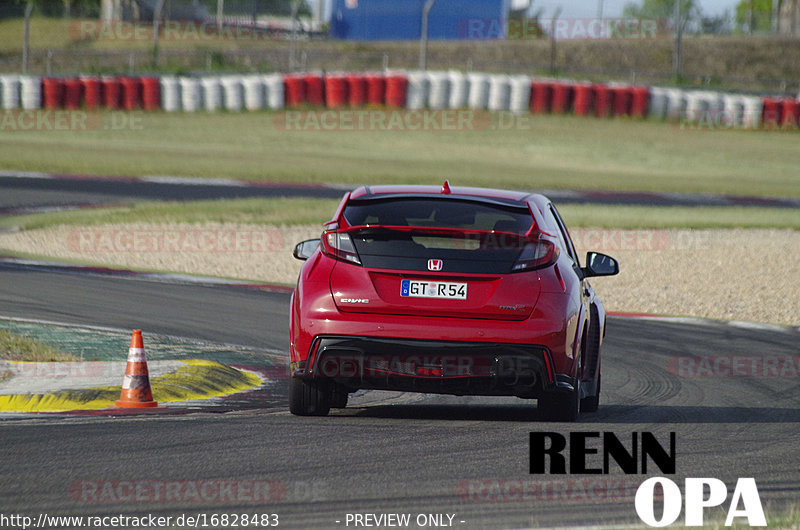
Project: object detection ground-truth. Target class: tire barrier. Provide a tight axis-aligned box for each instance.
[631,86,650,118]
[179,77,201,112]
[305,74,325,106]
[551,83,573,114]
[466,73,489,110]
[365,74,385,106]
[19,75,41,110]
[572,83,593,116]
[161,76,180,112]
[120,76,142,110]
[221,76,243,112]
[81,76,100,110]
[283,75,306,107]
[242,75,264,111]
[427,71,450,110]
[406,71,429,110]
[487,74,511,112]
[141,77,160,111]
[263,74,284,110]
[347,74,366,107]
[509,75,531,115]
[200,77,221,112]
[3,70,792,131]
[593,84,611,118]
[1,75,20,109]
[648,87,669,120]
[42,77,64,109]
[530,81,552,114]
[325,75,349,109]
[385,75,408,108]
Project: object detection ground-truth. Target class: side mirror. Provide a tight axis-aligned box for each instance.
[293,239,320,261]
[582,252,619,277]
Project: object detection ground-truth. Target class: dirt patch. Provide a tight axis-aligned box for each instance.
[0,224,797,326]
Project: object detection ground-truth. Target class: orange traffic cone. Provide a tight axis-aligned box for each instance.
[115,329,158,408]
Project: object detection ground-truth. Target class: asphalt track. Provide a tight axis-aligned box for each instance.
[3,173,800,214]
[1,174,799,528]
[1,264,799,529]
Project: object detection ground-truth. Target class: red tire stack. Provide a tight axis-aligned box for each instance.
[141,77,161,111]
[365,75,385,106]
[347,74,367,107]
[283,75,307,107]
[385,75,408,108]
[81,77,101,110]
[305,74,325,106]
[529,81,553,114]
[42,78,65,109]
[325,75,349,109]
[102,76,121,110]
[572,83,593,116]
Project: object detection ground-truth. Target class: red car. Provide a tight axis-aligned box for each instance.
[289,182,618,421]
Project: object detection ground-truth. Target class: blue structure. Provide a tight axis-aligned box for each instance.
[329,0,511,41]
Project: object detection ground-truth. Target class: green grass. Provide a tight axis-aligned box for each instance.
[1,111,799,198]
[0,329,76,362]
[1,198,798,231]
[0,197,343,230]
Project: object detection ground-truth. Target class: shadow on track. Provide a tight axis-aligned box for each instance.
[336,403,800,424]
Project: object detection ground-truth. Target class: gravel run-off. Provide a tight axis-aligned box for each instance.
[0,224,797,326]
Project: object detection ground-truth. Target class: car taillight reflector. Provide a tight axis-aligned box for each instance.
[322,231,362,265]
[511,239,559,272]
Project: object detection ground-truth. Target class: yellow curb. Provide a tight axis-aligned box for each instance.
[0,359,262,412]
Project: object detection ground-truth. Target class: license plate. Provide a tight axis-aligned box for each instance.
[400,280,467,299]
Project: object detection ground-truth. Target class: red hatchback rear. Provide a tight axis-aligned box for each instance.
[289,183,619,421]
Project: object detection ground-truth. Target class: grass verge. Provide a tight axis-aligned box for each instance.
[0,197,343,230]
[0,329,75,362]
[1,111,799,198]
[0,329,76,383]
[1,199,798,231]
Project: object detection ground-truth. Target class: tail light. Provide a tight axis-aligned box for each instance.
[511,238,559,272]
[321,231,361,265]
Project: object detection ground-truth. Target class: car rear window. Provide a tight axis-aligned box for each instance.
[343,197,532,233]
[342,198,534,273]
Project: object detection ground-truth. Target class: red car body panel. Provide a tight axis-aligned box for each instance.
[289,184,612,411]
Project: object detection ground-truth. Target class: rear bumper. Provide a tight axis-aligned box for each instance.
[291,335,560,398]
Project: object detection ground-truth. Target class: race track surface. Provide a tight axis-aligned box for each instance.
[1,264,799,529]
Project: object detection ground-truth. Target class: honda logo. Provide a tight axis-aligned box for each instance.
[428,259,443,271]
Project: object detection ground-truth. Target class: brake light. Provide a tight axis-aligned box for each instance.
[321,231,361,265]
[511,239,559,272]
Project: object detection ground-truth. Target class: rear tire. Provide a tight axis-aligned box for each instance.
[580,373,601,413]
[330,386,349,409]
[289,377,331,416]
[538,379,580,422]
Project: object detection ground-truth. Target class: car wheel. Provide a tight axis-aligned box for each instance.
[289,377,331,416]
[538,378,580,422]
[580,373,600,412]
[330,386,349,409]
